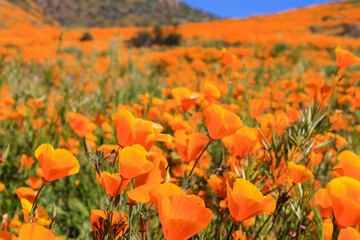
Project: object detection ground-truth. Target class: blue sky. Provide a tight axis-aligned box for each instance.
[180,0,336,18]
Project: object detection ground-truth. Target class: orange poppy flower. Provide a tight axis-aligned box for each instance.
[208,174,227,199]
[149,182,186,206]
[249,99,265,119]
[227,178,276,222]
[67,112,96,138]
[90,210,128,240]
[111,109,153,148]
[232,126,257,158]
[18,224,56,240]
[287,162,314,184]
[35,144,80,182]
[204,103,243,140]
[313,188,332,219]
[15,187,39,203]
[20,154,34,168]
[323,218,333,240]
[28,176,43,189]
[174,130,208,163]
[338,227,360,240]
[337,150,360,181]
[118,145,153,180]
[171,87,199,112]
[156,194,212,240]
[100,172,131,197]
[335,46,360,70]
[326,177,360,227]
[0,231,16,240]
[126,152,168,204]
[0,183,5,192]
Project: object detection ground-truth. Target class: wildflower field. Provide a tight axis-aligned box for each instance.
[1,0,360,239]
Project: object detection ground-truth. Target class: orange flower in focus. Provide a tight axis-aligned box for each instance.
[20,154,34,168]
[174,130,208,163]
[90,210,128,239]
[118,145,153,180]
[326,177,360,227]
[313,188,332,219]
[337,150,360,181]
[15,187,38,202]
[126,152,168,204]
[232,126,257,158]
[18,223,56,240]
[204,104,243,140]
[35,144,80,182]
[338,227,360,240]
[226,178,276,222]
[100,172,131,197]
[156,194,212,240]
[111,109,153,148]
[287,162,314,184]
[335,46,360,70]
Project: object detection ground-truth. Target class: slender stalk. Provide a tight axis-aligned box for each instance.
[183,139,213,189]
[225,222,234,240]
[30,182,46,222]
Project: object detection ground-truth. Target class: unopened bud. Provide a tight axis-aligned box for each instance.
[83,137,91,154]
[0,144,9,162]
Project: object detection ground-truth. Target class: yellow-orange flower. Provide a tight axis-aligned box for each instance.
[326,177,360,227]
[204,103,243,140]
[118,145,153,180]
[35,144,80,182]
[227,178,276,222]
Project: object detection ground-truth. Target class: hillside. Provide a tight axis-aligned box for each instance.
[0,0,56,28]
[8,0,219,28]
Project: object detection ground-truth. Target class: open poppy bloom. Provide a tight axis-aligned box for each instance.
[18,223,57,240]
[0,231,16,240]
[174,130,208,163]
[338,227,360,240]
[232,126,257,158]
[337,150,360,181]
[208,174,227,200]
[126,152,168,204]
[335,46,360,70]
[171,87,199,112]
[204,103,243,140]
[287,162,314,184]
[326,177,360,227]
[156,194,212,240]
[313,188,332,219]
[35,144,80,182]
[227,178,276,222]
[112,110,171,150]
[118,145,153,180]
[111,109,153,148]
[100,172,131,197]
[90,210,128,240]
[15,187,39,203]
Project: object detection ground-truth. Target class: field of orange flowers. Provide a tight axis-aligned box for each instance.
[1,1,360,239]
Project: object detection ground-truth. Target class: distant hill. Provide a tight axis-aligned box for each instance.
[8,0,219,28]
